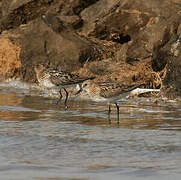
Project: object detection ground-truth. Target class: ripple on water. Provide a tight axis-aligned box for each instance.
[0,105,41,112]
[0,82,181,179]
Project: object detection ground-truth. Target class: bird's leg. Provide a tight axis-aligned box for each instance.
[115,103,120,124]
[56,89,63,104]
[63,88,69,108]
[108,103,111,124]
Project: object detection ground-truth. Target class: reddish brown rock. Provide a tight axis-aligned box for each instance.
[162,30,181,97]
[0,0,99,32]
[2,16,103,82]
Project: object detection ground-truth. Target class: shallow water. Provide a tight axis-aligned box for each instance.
[0,83,181,180]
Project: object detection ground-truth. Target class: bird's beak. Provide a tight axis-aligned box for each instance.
[74,84,83,95]
[74,87,83,95]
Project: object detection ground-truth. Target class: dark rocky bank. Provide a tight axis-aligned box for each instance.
[0,0,181,98]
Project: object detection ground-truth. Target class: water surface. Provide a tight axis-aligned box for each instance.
[0,83,181,180]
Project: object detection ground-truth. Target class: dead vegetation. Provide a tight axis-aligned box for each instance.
[0,38,22,80]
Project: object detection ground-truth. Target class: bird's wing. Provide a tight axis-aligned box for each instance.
[99,83,143,98]
[49,70,93,86]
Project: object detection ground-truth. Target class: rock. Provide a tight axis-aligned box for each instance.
[2,17,102,82]
[80,0,181,62]
[2,0,32,16]
[0,1,2,18]
[57,15,83,29]
[0,0,98,32]
[0,0,54,32]
[162,33,181,97]
[80,0,121,38]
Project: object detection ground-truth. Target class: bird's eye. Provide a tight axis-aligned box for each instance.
[83,83,87,87]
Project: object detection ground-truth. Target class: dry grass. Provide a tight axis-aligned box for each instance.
[75,57,166,89]
[0,38,22,80]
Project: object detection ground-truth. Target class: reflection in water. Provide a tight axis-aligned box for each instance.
[0,85,181,180]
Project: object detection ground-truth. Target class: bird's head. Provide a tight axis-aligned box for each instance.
[34,64,45,74]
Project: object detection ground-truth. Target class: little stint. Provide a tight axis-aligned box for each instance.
[34,64,94,108]
[80,80,144,123]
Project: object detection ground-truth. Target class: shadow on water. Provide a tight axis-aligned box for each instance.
[0,85,181,180]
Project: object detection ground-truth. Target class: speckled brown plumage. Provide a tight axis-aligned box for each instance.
[34,64,94,107]
[80,80,143,123]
